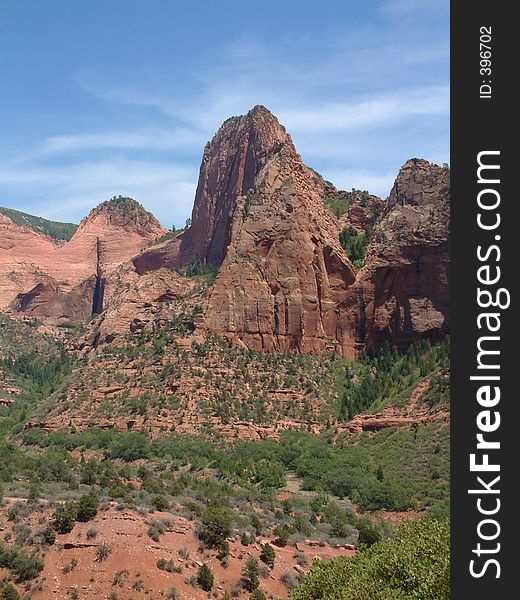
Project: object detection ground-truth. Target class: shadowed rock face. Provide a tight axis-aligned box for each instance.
[355,159,450,351]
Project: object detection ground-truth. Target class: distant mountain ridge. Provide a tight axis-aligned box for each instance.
[0,205,78,242]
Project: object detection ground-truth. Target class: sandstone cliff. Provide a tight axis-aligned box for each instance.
[185,106,360,356]
[355,159,450,351]
[1,108,450,356]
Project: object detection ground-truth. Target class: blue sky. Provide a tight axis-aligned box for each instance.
[0,0,449,228]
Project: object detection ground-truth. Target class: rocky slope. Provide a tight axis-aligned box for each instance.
[0,214,60,314]
[0,198,167,328]
[0,499,351,600]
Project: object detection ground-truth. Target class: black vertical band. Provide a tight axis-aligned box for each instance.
[451,2,514,597]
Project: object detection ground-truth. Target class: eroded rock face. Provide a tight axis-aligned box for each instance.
[0,108,450,356]
[1,199,167,328]
[75,267,195,352]
[194,107,360,356]
[133,106,301,273]
[131,110,449,358]
[0,214,59,313]
[355,159,450,351]
[338,191,384,235]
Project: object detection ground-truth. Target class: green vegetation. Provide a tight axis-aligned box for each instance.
[95,542,112,562]
[197,564,214,591]
[260,543,276,568]
[291,518,449,600]
[155,228,180,244]
[0,583,20,600]
[53,501,77,533]
[0,310,450,600]
[339,337,450,419]
[13,421,448,515]
[0,542,44,582]
[76,492,99,522]
[339,226,371,269]
[324,192,356,218]
[0,205,77,241]
[199,507,233,550]
[242,556,260,592]
[52,492,99,533]
[175,254,218,281]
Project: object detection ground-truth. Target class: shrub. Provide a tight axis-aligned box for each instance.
[157,558,182,574]
[62,558,78,573]
[40,524,56,546]
[259,543,275,568]
[291,518,450,600]
[86,528,98,540]
[112,570,129,587]
[76,493,99,522]
[53,501,77,534]
[166,588,179,599]
[198,507,232,549]
[108,432,149,462]
[197,564,214,591]
[272,525,291,547]
[240,531,251,546]
[280,571,297,590]
[147,519,167,542]
[356,517,381,548]
[95,542,112,562]
[152,495,170,511]
[250,591,266,600]
[241,557,260,592]
[0,584,20,600]
[0,542,44,582]
[250,514,262,535]
[217,540,230,562]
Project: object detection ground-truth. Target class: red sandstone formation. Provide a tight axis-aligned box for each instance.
[0,198,167,328]
[0,213,59,313]
[76,267,195,352]
[355,159,450,351]
[338,190,384,235]
[0,108,449,355]
[141,105,360,356]
[135,107,449,357]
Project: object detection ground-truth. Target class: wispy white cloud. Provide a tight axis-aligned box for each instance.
[278,86,448,133]
[1,1,449,223]
[0,159,197,228]
[37,127,204,156]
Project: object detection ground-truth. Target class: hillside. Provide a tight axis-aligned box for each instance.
[0,205,78,242]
